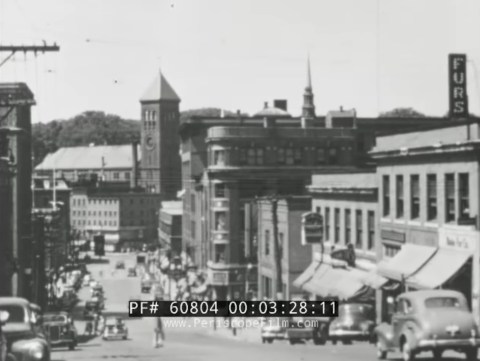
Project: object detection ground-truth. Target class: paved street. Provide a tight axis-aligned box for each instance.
[52,253,468,361]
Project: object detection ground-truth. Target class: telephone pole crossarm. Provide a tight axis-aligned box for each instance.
[0,43,60,68]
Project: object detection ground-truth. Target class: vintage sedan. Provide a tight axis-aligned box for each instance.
[375,290,480,361]
[127,268,136,277]
[43,313,77,350]
[0,297,50,361]
[286,317,330,345]
[329,303,376,345]
[102,318,128,341]
[260,317,288,343]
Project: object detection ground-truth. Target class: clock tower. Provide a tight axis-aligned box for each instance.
[139,70,181,200]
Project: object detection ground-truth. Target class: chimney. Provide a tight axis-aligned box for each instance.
[131,141,139,189]
[273,99,287,111]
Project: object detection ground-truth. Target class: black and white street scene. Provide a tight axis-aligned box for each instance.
[2,0,480,360]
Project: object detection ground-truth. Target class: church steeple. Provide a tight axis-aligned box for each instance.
[302,56,316,118]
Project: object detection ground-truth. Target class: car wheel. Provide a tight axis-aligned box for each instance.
[432,349,442,359]
[331,339,337,345]
[465,348,478,361]
[401,339,415,361]
[261,338,266,344]
[376,342,387,360]
[267,339,273,344]
[289,339,296,345]
[342,340,352,345]
[69,343,75,351]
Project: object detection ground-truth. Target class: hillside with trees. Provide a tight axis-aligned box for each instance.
[32,108,242,166]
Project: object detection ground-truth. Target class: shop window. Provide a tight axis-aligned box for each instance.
[277,148,285,164]
[328,148,338,164]
[355,210,362,249]
[316,148,326,165]
[125,172,130,180]
[247,148,256,165]
[382,175,390,216]
[396,175,404,218]
[445,173,455,222]
[256,148,264,165]
[214,212,227,231]
[334,208,340,244]
[410,175,420,219]
[214,183,226,198]
[384,244,400,258]
[263,276,272,299]
[459,173,470,219]
[367,211,375,250]
[427,174,437,221]
[294,148,302,165]
[325,208,330,241]
[213,150,226,166]
[113,172,119,180]
[286,148,294,165]
[345,209,351,244]
[214,244,226,263]
[191,194,196,212]
[265,230,270,255]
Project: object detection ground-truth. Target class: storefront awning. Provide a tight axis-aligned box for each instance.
[293,261,320,288]
[377,244,436,282]
[407,248,473,290]
[302,264,366,300]
[362,269,389,289]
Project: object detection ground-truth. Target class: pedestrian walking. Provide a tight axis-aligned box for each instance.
[152,296,165,348]
[84,320,93,336]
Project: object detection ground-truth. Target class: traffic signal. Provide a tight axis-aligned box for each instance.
[94,235,105,256]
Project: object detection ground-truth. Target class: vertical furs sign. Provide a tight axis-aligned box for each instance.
[449,54,468,118]
[301,212,323,245]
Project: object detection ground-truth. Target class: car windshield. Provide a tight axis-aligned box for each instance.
[0,305,26,323]
[425,297,463,309]
[339,304,373,318]
[44,314,67,323]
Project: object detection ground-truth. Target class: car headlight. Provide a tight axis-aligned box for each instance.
[29,344,44,360]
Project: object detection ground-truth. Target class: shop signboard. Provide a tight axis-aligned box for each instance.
[438,226,478,253]
[449,54,468,118]
[301,212,323,245]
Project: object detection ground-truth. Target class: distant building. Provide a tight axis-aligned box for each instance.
[35,143,140,187]
[139,70,181,199]
[158,201,183,255]
[0,156,13,296]
[0,82,35,299]
[257,196,312,300]
[70,187,161,251]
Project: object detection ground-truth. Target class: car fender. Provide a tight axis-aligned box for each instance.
[375,322,395,349]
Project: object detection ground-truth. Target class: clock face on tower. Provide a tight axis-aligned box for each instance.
[145,134,155,150]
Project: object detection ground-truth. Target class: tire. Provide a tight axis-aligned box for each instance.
[465,348,478,361]
[331,339,337,345]
[289,339,296,345]
[267,339,273,344]
[261,338,265,344]
[68,343,75,351]
[376,341,387,360]
[401,338,415,361]
[313,328,327,345]
[342,340,352,345]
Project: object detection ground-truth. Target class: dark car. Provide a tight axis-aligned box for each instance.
[115,261,125,270]
[83,301,101,320]
[43,312,77,350]
[0,297,50,361]
[286,316,330,345]
[328,303,376,345]
[127,268,136,277]
[375,289,480,361]
[141,274,153,294]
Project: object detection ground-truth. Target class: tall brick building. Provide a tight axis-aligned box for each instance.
[139,71,181,199]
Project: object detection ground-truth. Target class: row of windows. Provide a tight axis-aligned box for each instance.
[382,173,469,222]
[212,146,348,167]
[72,219,118,227]
[73,197,156,207]
[144,110,157,122]
[263,230,285,258]
[72,210,118,217]
[320,206,375,251]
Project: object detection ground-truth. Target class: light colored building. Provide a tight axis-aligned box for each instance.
[35,144,140,186]
[370,121,480,325]
[158,201,183,255]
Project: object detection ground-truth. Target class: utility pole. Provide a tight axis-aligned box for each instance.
[271,195,283,300]
[0,44,60,68]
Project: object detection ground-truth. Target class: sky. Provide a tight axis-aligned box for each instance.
[0,0,479,123]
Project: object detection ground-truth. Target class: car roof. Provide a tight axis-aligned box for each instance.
[0,297,30,306]
[400,289,463,300]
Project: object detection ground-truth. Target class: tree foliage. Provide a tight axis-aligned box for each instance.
[379,107,426,118]
[33,108,242,166]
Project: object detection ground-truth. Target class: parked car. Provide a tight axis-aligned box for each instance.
[43,312,77,350]
[0,297,50,361]
[375,289,480,361]
[0,311,9,361]
[127,268,136,277]
[261,317,288,343]
[102,318,128,341]
[328,303,376,345]
[115,261,125,270]
[286,316,330,345]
